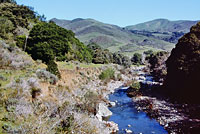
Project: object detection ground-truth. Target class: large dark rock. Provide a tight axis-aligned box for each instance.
[165,22,200,103]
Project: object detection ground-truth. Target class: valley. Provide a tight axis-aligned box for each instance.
[1,0,200,134]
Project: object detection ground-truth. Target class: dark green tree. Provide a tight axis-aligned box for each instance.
[0,0,16,3]
[144,50,153,56]
[131,53,142,65]
[147,51,169,82]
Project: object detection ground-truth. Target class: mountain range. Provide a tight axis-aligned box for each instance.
[51,18,198,56]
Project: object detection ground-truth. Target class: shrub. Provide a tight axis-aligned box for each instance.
[46,60,61,79]
[130,81,141,91]
[113,52,131,67]
[144,50,153,56]
[36,69,58,84]
[99,68,115,81]
[131,53,142,65]
[147,51,169,82]
[0,17,14,39]
[16,35,26,49]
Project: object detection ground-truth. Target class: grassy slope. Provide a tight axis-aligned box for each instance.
[51,18,175,55]
[126,19,198,33]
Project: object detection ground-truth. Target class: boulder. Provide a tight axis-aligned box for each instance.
[96,103,112,121]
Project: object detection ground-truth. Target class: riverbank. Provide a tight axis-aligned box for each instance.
[56,62,140,133]
[127,68,200,133]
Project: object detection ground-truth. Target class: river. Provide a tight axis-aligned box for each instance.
[108,88,167,134]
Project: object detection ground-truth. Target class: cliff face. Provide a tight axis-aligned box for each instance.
[165,22,200,103]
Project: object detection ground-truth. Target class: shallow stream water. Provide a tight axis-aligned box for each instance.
[108,88,168,134]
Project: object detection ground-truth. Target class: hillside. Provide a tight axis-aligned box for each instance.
[51,18,175,56]
[126,19,198,44]
[126,19,198,33]
[0,2,124,133]
[165,21,200,103]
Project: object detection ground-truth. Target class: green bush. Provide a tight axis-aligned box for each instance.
[130,81,141,91]
[144,50,153,56]
[99,68,115,81]
[113,52,131,67]
[16,35,26,49]
[131,53,142,65]
[46,60,61,79]
[0,17,14,39]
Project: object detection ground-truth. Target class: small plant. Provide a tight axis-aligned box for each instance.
[130,81,141,92]
[99,68,115,81]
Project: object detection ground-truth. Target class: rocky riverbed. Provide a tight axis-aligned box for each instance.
[127,68,200,134]
[80,65,139,133]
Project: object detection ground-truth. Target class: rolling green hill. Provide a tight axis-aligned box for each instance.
[51,18,175,56]
[51,18,197,56]
[126,19,198,33]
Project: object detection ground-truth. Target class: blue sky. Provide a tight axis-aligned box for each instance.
[16,0,200,27]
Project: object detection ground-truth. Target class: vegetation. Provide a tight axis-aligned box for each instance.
[126,19,198,33]
[147,51,169,82]
[144,50,153,56]
[88,43,113,64]
[131,53,142,65]
[130,81,141,91]
[46,60,61,79]
[0,17,14,39]
[27,22,92,63]
[52,18,176,54]
[0,2,36,29]
[99,68,115,81]
[165,22,200,103]
[88,43,132,67]
[16,35,26,49]
[113,52,132,67]
[0,0,16,3]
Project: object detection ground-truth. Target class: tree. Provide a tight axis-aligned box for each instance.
[144,50,153,56]
[131,53,142,65]
[113,53,131,67]
[0,3,36,28]
[27,22,76,62]
[147,51,169,82]
[0,0,16,3]
[88,43,113,64]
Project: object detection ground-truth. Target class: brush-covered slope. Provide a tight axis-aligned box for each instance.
[165,21,200,103]
[51,18,175,55]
